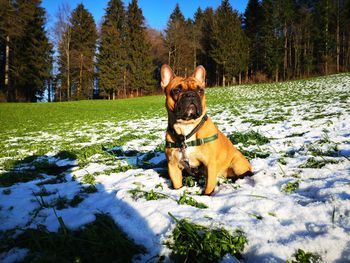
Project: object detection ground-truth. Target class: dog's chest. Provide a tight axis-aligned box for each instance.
[177,145,201,168]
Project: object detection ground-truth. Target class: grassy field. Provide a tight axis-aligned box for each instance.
[0,74,350,262]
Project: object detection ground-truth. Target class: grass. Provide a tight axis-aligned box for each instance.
[178,191,208,209]
[228,131,270,147]
[287,249,322,263]
[282,181,300,194]
[299,157,339,169]
[0,213,146,262]
[166,213,248,262]
[0,96,165,134]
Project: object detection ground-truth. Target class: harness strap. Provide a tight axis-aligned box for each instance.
[165,134,218,148]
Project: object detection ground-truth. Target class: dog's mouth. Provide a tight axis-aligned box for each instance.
[174,91,202,120]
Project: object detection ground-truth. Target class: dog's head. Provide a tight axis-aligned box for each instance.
[161,65,206,122]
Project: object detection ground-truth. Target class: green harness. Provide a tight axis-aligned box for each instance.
[165,114,218,149]
[165,134,218,148]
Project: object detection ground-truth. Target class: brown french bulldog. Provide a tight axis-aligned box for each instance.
[161,64,252,195]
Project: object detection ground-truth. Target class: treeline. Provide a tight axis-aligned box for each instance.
[1,0,350,102]
[166,0,350,86]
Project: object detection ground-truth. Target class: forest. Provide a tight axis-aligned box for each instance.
[1,0,350,102]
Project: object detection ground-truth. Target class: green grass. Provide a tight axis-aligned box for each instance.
[166,213,248,262]
[178,191,208,209]
[0,97,165,134]
[287,249,322,263]
[229,131,270,147]
[299,157,339,169]
[0,213,145,262]
[282,181,300,194]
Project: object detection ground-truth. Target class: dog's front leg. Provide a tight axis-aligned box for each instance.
[168,162,183,189]
[203,164,218,195]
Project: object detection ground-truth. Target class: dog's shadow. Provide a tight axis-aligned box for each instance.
[102,145,168,176]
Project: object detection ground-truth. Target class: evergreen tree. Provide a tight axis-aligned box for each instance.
[165,4,192,76]
[17,0,52,101]
[200,7,217,86]
[125,0,154,95]
[0,0,52,101]
[70,4,97,100]
[210,0,248,86]
[313,0,337,74]
[0,0,52,102]
[192,8,204,69]
[97,0,126,99]
[260,0,284,81]
[244,0,263,77]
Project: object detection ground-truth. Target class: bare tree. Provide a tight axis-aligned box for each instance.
[54,3,71,100]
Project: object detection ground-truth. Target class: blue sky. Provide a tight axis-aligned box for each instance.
[42,0,248,31]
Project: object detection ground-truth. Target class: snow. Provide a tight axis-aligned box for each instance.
[1,74,350,262]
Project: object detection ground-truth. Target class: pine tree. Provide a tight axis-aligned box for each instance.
[313,0,337,74]
[0,0,52,102]
[165,4,192,76]
[200,7,217,86]
[125,0,155,95]
[260,0,284,81]
[192,8,204,70]
[17,0,52,101]
[210,0,248,86]
[70,4,97,100]
[97,0,126,99]
[244,0,263,78]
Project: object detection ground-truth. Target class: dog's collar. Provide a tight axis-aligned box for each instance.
[165,134,218,148]
[166,114,218,148]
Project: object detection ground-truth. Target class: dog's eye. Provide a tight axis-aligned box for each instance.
[172,86,182,96]
[197,88,204,95]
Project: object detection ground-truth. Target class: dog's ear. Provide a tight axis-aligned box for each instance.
[193,65,206,86]
[161,64,174,90]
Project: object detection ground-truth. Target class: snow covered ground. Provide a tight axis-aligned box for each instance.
[1,74,350,262]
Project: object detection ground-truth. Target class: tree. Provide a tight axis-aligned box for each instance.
[314,0,337,74]
[97,0,126,99]
[0,0,52,102]
[260,0,284,81]
[125,0,155,95]
[210,0,248,86]
[244,0,264,78]
[165,4,192,76]
[70,4,97,100]
[54,3,72,101]
[200,7,217,86]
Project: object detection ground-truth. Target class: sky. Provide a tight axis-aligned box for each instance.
[42,0,248,31]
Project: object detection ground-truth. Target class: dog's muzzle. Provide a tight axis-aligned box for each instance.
[174,91,202,120]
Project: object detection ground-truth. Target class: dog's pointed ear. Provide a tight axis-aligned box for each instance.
[161,64,174,90]
[193,65,206,86]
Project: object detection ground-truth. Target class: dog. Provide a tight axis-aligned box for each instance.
[161,64,252,195]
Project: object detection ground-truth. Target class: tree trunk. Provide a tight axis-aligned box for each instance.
[123,69,127,98]
[283,21,288,80]
[78,53,83,98]
[325,0,329,75]
[336,0,340,73]
[66,47,70,99]
[245,67,249,83]
[222,64,225,87]
[48,79,51,102]
[5,35,14,101]
[275,66,279,82]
